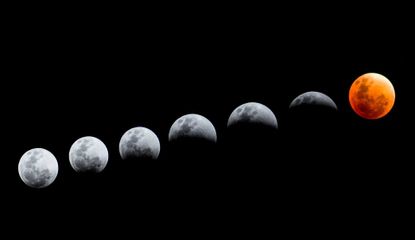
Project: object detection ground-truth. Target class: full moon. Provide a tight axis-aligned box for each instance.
[227,102,278,129]
[18,148,59,188]
[69,136,109,173]
[119,127,160,160]
[349,73,395,120]
[169,114,217,142]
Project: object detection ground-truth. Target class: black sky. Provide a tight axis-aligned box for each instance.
[4,5,411,235]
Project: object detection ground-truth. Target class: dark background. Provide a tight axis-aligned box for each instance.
[4,4,411,236]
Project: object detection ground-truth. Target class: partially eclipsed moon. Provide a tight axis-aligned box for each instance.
[169,114,217,142]
[69,136,109,173]
[18,148,59,188]
[119,127,160,160]
[227,102,278,129]
[289,91,338,110]
[349,73,395,119]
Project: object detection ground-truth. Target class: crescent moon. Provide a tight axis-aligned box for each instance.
[227,102,278,129]
[169,113,217,142]
[289,91,337,110]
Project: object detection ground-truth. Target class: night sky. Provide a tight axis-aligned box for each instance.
[4,5,410,235]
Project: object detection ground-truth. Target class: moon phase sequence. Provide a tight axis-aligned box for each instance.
[17,72,396,188]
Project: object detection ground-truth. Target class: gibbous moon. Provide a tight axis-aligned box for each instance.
[69,136,109,173]
[349,73,395,119]
[18,148,59,188]
[227,102,278,129]
[289,91,338,110]
[169,114,217,142]
[119,127,160,160]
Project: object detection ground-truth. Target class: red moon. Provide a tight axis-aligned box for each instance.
[349,73,395,120]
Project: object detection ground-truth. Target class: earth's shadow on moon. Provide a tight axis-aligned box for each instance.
[110,154,163,186]
[286,104,343,177]
[166,137,218,164]
[163,137,218,187]
[222,122,281,191]
[225,122,280,161]
[288,104,340,131]
[64,169,110,194]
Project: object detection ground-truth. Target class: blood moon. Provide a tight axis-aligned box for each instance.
[349,73,395,120]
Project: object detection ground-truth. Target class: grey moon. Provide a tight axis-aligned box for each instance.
[168,113,217,142]
[289,91,338,110]
[119,127,161,160]
[227,102,278,129]
[18,148,59,188]
[69,136,109,173]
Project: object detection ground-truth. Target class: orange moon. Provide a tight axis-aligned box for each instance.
[349,73,395,120]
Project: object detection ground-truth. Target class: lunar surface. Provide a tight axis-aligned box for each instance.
[227,102,278,129]
[119,127,160,160]
[289,91,338,110]
[69,136,109,173]
[169,114,217,142]
[349,73,395,119]
[18,148,59,188]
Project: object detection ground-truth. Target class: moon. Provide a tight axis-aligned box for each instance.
[169,114,217,142]
[289,91,338,110]
[349,73,395,119]
[227,102,278,129]
[119,127,160,160]
[69,136,109,173]
[18,148,59,188]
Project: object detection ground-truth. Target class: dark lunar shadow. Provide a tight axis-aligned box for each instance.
[164,137,219,192]
[64,171,110,197]
[166,137,218,163]
[286,104,345,188]
[110,155,163,189]
[223,123,280,195]
[225,122,280,161]
[288,104,340,132]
